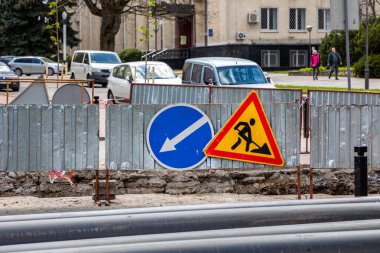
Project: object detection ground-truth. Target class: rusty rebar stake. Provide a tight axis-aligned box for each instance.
[297,167,301,200]
[95,170,99,203]
[309,168,314,199]
[105,168,110,204]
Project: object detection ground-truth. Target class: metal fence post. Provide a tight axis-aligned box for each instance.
[354,146,368,197]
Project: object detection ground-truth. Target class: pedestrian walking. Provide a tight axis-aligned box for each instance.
[310,50,320,80]
[327,47,342,80]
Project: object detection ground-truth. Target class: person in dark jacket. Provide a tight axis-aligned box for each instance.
[327,47,342,80]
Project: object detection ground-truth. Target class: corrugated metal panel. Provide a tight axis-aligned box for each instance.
[309,90,380,106]
[131,84,302,105]
[106,102,300,170]
[211,88,301,104]
[131,84,210,104]
[310,105,380,169]
[0,105,99,171]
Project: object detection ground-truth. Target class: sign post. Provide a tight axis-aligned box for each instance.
[330,0,360,90]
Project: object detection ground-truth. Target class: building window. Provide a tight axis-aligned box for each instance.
[289,8,306,31]
[318,9,330,31]
[290,50,308,67]
[261,8,278,31]
[261,50,280,67]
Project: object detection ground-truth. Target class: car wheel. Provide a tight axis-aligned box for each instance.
[11,83,20,92]
[87,74,93,87]
[107,90,117,104]
[14,68,22,76]
[48,68,54,76]
[70,73,75,79]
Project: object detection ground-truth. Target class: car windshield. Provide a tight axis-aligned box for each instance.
[217,65,267,85]
[134,64,177,79]
[40,57,55,63]
[0,63,14,74]
[90,53,121,64]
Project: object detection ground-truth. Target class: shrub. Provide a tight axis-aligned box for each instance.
[119,48,143,62]
[353,54,380,78]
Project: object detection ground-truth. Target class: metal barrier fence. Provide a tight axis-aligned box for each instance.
[106,102,300,170]
[131,84,210,104]
[309,90,380,106]
[309,90,380,169]
[131,84,301,104]
[0,105,99,171]
[210,88,301,104]
[310,105,380,169]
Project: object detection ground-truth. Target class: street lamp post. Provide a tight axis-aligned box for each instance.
[306,25,313,68]
[62,11,67,63]
[62,11,67,78]
[365,0,369,89]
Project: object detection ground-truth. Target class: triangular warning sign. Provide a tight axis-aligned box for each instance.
[204,91,284,166]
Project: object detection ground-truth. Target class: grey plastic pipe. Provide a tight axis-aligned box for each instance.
[9,230,380,253]
[1,202,380,246]
[1,196,380,223]
[2,219,380,252]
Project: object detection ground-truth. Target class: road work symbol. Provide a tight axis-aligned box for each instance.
[147,104,214,170]
[231,118,271,155]
[204,91,284,166]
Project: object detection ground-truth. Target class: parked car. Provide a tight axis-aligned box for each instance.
[182,57,275,88]
[0,56,16,66]
[0,62,20,91]
[8,56,61,76]
[107,61,182,103]
[70,50,122,87]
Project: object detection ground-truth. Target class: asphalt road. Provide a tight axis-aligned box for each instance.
[1,73,380,104]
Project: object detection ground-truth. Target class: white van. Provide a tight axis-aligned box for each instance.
[70,50,122,87]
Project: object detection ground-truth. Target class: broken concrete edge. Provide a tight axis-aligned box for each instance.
[1,168,380,197]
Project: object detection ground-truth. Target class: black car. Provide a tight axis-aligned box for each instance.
[0,56,16,66]
[0,62,20,91]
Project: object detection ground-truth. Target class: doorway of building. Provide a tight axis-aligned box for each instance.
[176,16,193,48]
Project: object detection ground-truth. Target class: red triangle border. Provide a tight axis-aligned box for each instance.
[205,91,284,167]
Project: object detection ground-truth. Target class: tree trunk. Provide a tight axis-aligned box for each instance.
[99,9,122,51]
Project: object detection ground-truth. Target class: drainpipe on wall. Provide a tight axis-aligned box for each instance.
[204,0,208,47]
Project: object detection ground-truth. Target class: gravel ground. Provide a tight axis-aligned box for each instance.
[0,194,347,215]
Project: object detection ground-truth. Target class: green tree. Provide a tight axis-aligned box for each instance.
[83,0,188,51]
[119,48,143,62]
[319,30,359,66]
[46,0,80,61]
[0,0,79,58]
[0,0,52,56]
[353,17,380,57]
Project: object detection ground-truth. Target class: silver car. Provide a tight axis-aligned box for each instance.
[8,56,61,76]
[0,62,19,91]
[182,57,275,88]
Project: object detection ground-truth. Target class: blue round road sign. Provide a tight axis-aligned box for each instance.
[147,104,214,170]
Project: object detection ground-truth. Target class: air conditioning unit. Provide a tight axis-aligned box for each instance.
[236,32,246,40]
[248,13,259,23]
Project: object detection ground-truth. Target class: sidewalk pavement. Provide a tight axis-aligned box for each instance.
[270,73,380,89]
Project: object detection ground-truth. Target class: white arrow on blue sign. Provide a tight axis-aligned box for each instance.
[147,104,214,170]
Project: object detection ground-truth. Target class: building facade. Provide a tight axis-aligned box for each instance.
[71,0,332,69]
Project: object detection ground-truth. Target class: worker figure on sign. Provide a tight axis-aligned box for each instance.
[231,118,271,155]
